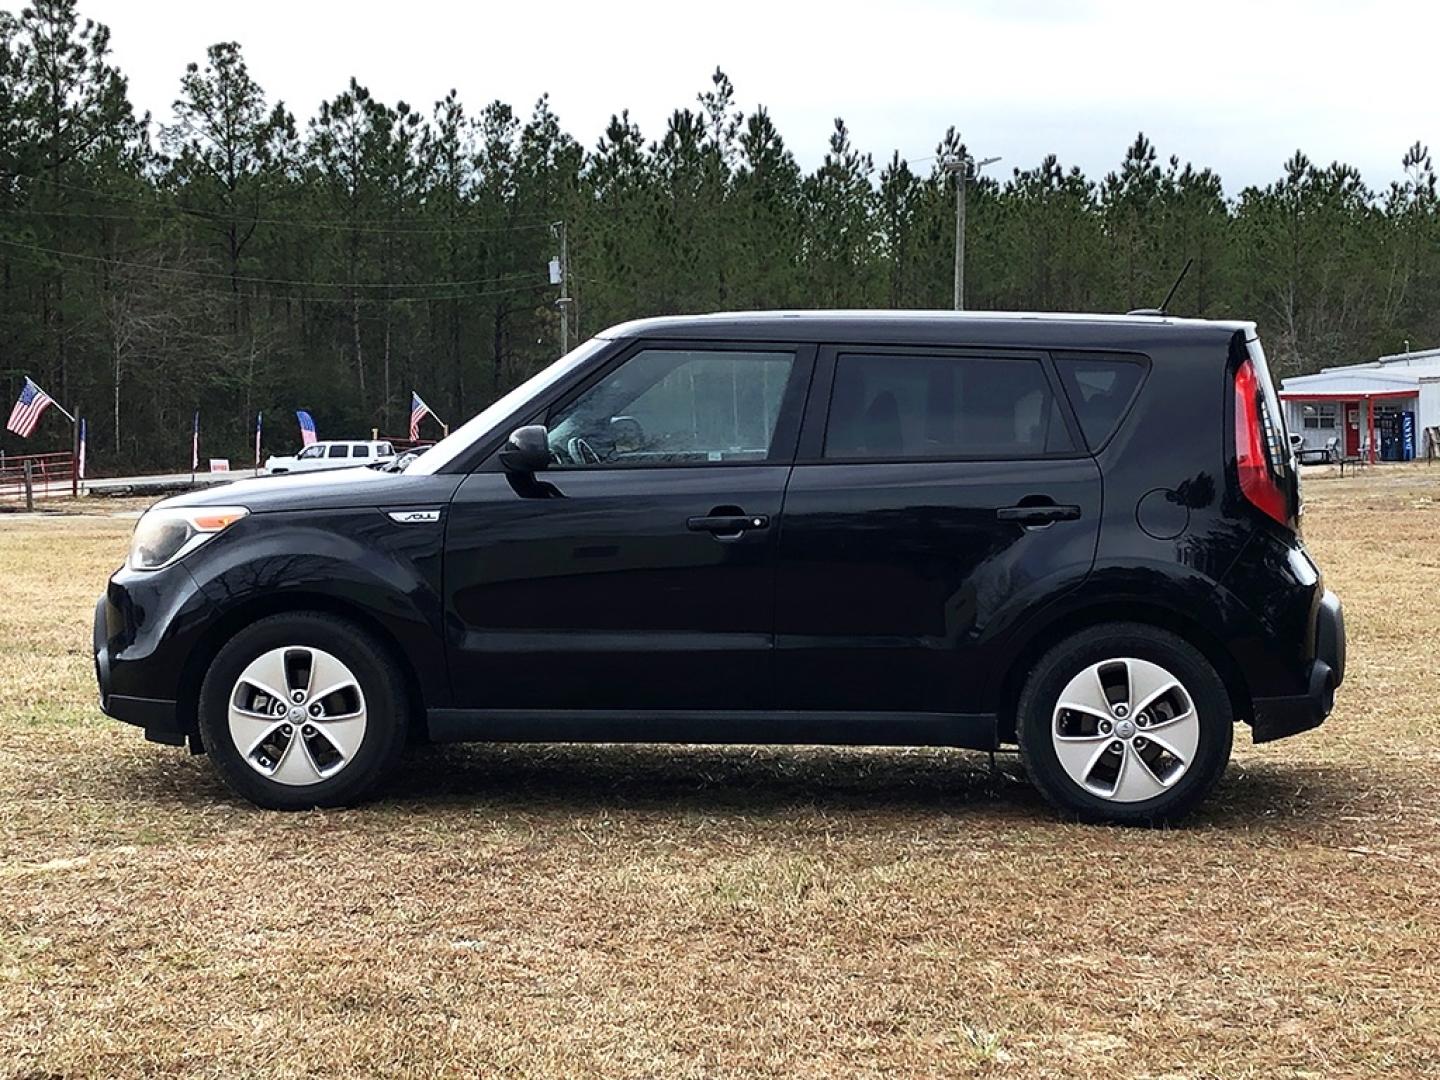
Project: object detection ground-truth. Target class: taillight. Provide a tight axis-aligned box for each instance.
[1234,358,1290,526]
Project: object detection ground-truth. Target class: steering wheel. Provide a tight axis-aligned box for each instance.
[566,436,602,465]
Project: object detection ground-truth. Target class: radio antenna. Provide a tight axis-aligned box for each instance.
[1158,257,1194,314]
[1126,257,1194,317]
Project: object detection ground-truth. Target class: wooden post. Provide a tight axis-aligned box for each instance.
[23,458,34,512]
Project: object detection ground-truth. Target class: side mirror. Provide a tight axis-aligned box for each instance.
[499,424,551,474]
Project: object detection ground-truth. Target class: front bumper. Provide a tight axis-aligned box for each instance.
[1251,589,1345,743]
[93,564,213,745]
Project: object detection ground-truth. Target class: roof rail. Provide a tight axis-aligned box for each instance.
[1125,308,1165,316]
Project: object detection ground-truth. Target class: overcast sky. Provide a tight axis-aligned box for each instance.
[69,0,1440,195]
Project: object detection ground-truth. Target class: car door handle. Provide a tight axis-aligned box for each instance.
[995,504,1081,526]
[687,513,770,536]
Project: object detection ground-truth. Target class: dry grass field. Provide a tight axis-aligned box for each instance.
[2,468,1439,1078]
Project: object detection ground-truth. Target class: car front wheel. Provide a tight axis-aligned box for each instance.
[1016,623,1233,824]
[197,613,409,809]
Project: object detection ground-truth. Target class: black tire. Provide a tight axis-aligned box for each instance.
[1016,623,1233,824]
[197,612,409,810]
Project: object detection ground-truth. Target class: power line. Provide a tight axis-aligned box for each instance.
[1,202,560,236]
[2,172,566,233]
[0,246,554,306]
[207,279,554,306]
[0,236,543,290]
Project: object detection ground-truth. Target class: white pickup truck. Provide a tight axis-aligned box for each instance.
[262,440,396,475]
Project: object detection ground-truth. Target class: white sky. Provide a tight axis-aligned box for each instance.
[65,0,1440,195]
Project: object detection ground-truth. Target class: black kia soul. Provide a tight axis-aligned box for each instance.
[95,312,1344,823]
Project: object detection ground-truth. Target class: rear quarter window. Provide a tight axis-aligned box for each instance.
[1053,354,1148,450]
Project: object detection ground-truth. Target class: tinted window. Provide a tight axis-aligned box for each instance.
[824,353,1074,460]
[548,348,795,466]
[352,445,370,458]
[327,445,348,459]
[1054,355,1146,449]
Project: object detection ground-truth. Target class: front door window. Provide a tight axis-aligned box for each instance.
[546,348,795,467]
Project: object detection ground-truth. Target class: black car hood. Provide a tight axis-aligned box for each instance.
[154,466,465,513]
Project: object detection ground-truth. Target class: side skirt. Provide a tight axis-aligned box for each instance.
[425,709,999,751]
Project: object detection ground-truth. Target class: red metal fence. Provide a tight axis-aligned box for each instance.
[0,451,78,501]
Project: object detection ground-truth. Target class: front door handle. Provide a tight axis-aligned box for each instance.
[995,504,1081,526]
[687,513,770,538]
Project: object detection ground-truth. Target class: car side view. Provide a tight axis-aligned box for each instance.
[262,439,395,475]
[95,311,1344,822]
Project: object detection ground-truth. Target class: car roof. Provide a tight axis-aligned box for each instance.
[598,310,1254,349]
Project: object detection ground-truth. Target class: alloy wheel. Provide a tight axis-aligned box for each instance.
[227,646,368,786]
[1050,657,1200,802]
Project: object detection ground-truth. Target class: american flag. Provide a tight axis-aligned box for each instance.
[6,378,55,438]
[191,411,199,472]
[410,391,434,441]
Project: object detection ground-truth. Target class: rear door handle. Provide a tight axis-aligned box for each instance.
[687,513,770,537]
[995,504,1081,526]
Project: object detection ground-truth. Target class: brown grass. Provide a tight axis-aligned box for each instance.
[2,469,1439,1078]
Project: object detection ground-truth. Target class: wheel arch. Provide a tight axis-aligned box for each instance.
[994,600,1253,743]
[176,592,430,745]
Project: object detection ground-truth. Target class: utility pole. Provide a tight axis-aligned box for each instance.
[551,221,572,356]
[940,152,1001,310]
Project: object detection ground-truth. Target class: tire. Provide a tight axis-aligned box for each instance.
[197,612,410,810]
[1016,623,1233,824]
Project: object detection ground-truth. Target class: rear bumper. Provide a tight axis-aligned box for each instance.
[1251,589,1345,743]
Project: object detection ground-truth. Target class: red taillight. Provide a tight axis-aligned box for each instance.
[1234,358,1290,526]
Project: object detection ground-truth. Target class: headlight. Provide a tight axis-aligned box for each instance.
[128,506,249,571]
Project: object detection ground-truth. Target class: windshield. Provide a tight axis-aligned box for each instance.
[407,337,611,475]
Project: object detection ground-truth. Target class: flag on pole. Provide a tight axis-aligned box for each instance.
[254,411,263,469]
[78,418,87,479]
[410,391,441,441]
[296,410,317,446]
[6,378,55,437]
[191,411,200,473]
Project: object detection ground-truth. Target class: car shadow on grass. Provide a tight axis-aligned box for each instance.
[370,743,1385,830]
[110,741,1397,832]
[385,742,1045,817]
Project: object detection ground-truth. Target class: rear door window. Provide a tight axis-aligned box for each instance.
[822,353,1074,460]
[352,445,370,458]
[1053,354,1148,450]
[327,445,348,459]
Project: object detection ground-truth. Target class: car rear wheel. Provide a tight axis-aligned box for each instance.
[1016,623,1233,824]
[197,613,409,809]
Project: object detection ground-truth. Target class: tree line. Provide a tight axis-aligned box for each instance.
[3,0,1438,471]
